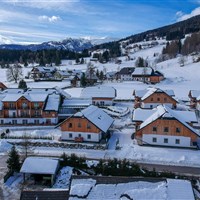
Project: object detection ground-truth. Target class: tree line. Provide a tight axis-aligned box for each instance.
[0,49,90,67]
[162,32,200,58]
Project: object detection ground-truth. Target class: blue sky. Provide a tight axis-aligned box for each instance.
[0,0,200,43]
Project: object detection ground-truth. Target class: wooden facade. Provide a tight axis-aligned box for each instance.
[134,91,177,109]
[1,94,59,126]
[149,76,164,84]
[143,92,177,107]
[135,118,198,147]
[60,117,102,142]
[60,117,100,133]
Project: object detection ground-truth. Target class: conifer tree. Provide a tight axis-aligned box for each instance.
[7,146,20,172]
[18,79,27,89]
[99,70,104,81]
[80,73,87,87]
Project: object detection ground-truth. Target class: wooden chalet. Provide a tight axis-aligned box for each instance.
[134,105,200,148]
[133,88,177,109]
[115,67,135,81]
[0,88,71,126]
[59,105,114,142]
[30,66,62,81]
[132,67,164,84]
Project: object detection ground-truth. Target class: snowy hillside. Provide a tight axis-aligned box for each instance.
[61,39,200,101]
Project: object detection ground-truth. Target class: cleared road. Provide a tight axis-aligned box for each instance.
[139,162,200,177]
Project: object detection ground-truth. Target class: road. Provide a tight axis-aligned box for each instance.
[138,162,200,177]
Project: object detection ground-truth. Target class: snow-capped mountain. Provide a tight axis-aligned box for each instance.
[0,36,119,51]
[0,35,14,45]
[83,36,119,45]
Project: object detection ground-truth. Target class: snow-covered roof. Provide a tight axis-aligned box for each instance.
[139,105,199,136]
[74,105,114,133]
[133,108,156,122]
[55,87,71,98]
[62,98,92,107]
[2,93,48,102]
[20,157,59,175]
[69,177,195,200]
[33,66,56,73]
[57,70,70,76]
[2,89,24,94]
[167,179,195,200]
[45,94,60,111]
[132,67,153,75]
[1,88,70,103]
[133,107,198,124]
[190,90,200,100]
[81,86,116,98]
[134,87,175,100]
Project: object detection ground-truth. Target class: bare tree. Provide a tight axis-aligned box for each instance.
[19,131,35,161]
[6,64,23,83]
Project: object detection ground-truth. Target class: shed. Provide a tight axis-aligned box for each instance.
[20,157,59,186]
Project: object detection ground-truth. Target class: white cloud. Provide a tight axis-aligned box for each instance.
[2,0,80,11]
[38,15,61,23]
[176,7,200,21]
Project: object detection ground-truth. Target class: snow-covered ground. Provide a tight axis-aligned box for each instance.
[0,41,200,168]
[53,166,73,189]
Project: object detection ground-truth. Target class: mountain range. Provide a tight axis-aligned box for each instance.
[0,36,119,52]
[1,14,200,52]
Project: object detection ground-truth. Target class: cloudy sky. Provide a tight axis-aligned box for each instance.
[0,0,200,43]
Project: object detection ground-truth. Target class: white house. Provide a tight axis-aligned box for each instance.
[80,86,116,106]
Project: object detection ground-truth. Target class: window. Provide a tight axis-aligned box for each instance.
[68,123,72,128]
[176,128,181,133]
[12,112,16,118]
[175,139,180,144]
[78,122,81,128]
[12,120,17,124]
[151,98,153,101]
[152,137,157,143]
[78,134,81,137]
[22,120,28,124]
[87,123,91,129]
[22,102,28,109]
[35,110,40,116]
[69,133,72,138]
[87,134,91,139]
[157,98,160,101]
[152,127,157,132]
[164,138,168,143]
[164,98,167,102]
[164,127,169,132]
[100,101,105,106]
[34,119,39,124]
[9,103,15,109]
[34,102,39,108]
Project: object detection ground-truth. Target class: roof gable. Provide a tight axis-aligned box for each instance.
[60,105,114,133]
[134,88,176,102]
[139,105,199,136]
